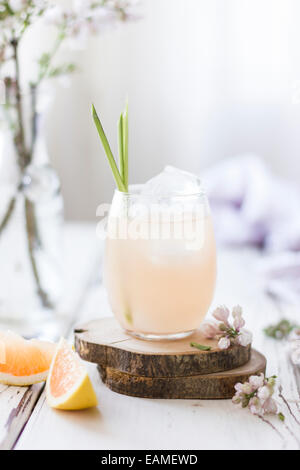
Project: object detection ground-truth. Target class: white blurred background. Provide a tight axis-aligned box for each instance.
[23,0,300,220]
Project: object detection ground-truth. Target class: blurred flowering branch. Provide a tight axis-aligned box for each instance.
[0,0,137,152]
[263,318,300,366]
[264,319,299,340]
[0,0,137,307]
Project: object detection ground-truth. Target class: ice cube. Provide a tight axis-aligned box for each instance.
[141,166,202,199]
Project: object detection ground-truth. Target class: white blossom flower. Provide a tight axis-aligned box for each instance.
[249,373,264,389]
[199,322,219,339]
[218,336,230,350]
[237,329,252,347]
[257,385,271,401]
[43,5,66,26]
[249,397,263,415]
[212,305,230,324]
[248,398,258,414]
[233,315,245,330]
[232,305,243,318]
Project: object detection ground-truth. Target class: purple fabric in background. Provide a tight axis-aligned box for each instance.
[202,155,300,305]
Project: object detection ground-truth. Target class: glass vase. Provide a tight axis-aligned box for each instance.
[0,111,64,335]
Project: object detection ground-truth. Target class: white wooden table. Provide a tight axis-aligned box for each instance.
[0,223,299,450]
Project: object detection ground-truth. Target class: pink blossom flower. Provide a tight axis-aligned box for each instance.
[232,305,245,330]
[212,305,230,324]
[199,322,219,339]
[218,337,230,350]
[233,315,245,330]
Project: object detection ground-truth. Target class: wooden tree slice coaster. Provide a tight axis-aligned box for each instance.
[74,317,251,378]
[97,350,266,399]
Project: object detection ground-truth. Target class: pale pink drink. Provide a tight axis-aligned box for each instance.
[104,182,217,340]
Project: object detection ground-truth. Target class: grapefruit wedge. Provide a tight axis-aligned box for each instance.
[46,338,98,410]
[0,331,55,386]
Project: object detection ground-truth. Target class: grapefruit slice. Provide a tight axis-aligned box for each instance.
[46,338,98,410]
[0,331,55,386]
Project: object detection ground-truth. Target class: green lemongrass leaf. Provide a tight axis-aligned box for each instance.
[118,113,125,186]
[122,101,128,190]
[190,342,211,351]
[278,412,285,422]
[92,104,126,192]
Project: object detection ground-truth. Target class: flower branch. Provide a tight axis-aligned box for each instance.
[232,373,284,421]
[200,305,252,350]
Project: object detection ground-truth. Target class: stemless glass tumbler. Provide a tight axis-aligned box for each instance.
[104,186,217,340]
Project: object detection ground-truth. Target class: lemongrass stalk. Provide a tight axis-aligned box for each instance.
[122,102,129,190]
[118,113,125,187]
[92,104,126,192]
